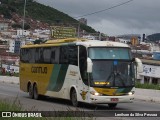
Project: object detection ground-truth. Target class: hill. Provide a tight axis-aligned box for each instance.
[0,0,96,33]
[147,33,160,42]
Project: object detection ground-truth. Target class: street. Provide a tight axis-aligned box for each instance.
[0,82,160,120]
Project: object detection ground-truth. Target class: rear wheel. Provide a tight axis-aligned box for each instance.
[28,84,33,99]
[108,103,117,109]
[33,84,39,100]
[71,89,78,107]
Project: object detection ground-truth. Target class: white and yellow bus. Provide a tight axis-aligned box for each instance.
[20,38,142,108]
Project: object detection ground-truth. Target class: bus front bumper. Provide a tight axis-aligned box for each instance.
[89,95,134,104]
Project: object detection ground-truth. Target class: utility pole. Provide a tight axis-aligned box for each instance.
[22,0,26,38]
[0,55,2,68]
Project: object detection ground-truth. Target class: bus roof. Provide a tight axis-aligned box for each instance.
[21,38,129,48]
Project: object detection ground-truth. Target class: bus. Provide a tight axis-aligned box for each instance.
[20,38,142,108]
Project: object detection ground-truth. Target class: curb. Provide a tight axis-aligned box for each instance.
[134,95,160,103]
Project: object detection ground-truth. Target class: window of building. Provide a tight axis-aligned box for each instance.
[152,78,158,85]
[144,76,149,83]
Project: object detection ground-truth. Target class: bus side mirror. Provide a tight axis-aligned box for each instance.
[135,58,143,73]
[87,58,93,73]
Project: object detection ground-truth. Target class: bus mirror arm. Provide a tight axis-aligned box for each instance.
[87,58,93,73]
[132,58,135,62]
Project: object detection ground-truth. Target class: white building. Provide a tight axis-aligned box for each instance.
[32,29,50,40]
[119,38,130,44]
[138,59,160,84]
[9,39,26,54]
[82,35,96,40]
[17,29,30,36]
[2,64,19,73]
[0,22,8,31]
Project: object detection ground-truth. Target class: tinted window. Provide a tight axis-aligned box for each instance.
[59,45,78,66]
[43,47,51,63]
[60,46,68,64]
[28,48,35,63]
[35,48,40,63]
[20,48,29,63]
[89,47,131,60]
[68,45,78,65]
[51,47,59,64]
[79,45,88,85]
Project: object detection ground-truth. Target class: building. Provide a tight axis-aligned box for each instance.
[0,22,9,31]
[78,18,87,25]
[17,29,30,36]
[8,39,25,54]
[117,34,141,44]
[138,59,160,84]
[82,35,96,40]
[118,38,129,44]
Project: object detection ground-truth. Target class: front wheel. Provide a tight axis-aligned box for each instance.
[71,89,78,107]
[108,103,117,109]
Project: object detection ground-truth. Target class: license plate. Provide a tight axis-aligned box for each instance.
[111,98,119,102]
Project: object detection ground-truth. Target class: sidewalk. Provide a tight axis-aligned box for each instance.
[134,88,160,103]
[0,76,19,84]
[0,76,160,103]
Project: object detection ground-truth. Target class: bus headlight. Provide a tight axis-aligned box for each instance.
[128,91,134,95]
[90,91,102,96]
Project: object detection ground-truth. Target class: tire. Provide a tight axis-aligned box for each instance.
[33,84,39,100]
[28,84,33,99]
[71,89,78,107]
[108,103,117,109]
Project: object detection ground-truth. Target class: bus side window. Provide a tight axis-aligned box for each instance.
[28,48,35,63]
[20,49,25,62]
[21,48,29,63]
[79,45,88,84]
[35,48,40,63]
[60,46,68,64]
[51,47,59,64]
[43,47,51,64]
[68,45,78,66]
[40,48,44,63]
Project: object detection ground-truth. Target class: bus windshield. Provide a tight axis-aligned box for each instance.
[89,47,131,60]
[88,47,134,87]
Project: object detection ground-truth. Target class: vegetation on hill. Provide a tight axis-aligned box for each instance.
[0,0,96,33]
[147,33,160,42]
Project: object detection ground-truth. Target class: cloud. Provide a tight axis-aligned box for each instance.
[90,19,159,36]
[35,0,160,36]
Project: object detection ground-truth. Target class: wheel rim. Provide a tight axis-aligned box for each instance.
[29,85,33,98]
[34,85,38,99]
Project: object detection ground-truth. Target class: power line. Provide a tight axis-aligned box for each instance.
[74,0,134,18]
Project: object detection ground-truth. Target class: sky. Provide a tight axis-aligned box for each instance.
[35,0,160,36]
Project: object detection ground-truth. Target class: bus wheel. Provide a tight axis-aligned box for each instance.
[28,84,33,99]
[71,89,78,107]
[108,103,117,109]
[33,84,39,100]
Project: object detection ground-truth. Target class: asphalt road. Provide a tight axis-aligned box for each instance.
[0,82,160,120]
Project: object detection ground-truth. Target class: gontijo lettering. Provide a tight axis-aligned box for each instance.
[31,66,47,74]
